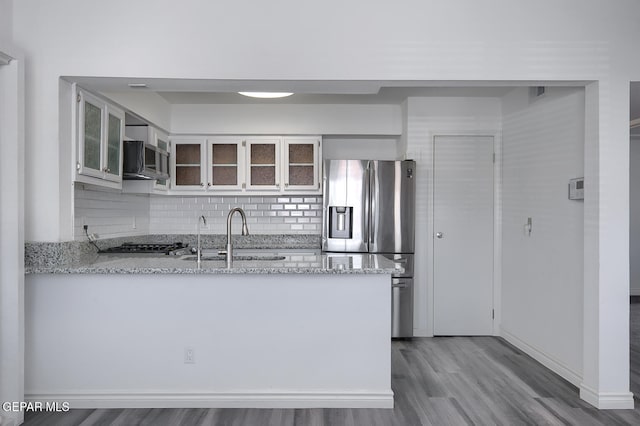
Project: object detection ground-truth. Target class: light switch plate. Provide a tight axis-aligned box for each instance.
[568,177,584,200]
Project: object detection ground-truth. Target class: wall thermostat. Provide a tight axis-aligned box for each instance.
[568,177,584,200]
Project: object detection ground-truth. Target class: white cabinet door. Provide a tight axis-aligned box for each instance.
[207,137,245,191]
[171,139,206,191]
[153,128,170,190]
[102,107,124,182]
[283,137,321,192]
[77,91,105,179]
[433,135,494,336]
[77,89,123,183]
[245,137,281,191]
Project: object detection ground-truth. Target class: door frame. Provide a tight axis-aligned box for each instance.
[425,130,502,336]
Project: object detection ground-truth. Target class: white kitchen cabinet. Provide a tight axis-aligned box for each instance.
[283,137,321,192]
[245,137,281,191]
[152,128,170,190]
[76,88,124,185]
[171,137,244,192]
[208,137,244,191]
[170,135,322,195]
[172,138,207,191]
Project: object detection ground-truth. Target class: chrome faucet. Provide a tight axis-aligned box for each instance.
[220,207,249,268]
[197,215,207,268]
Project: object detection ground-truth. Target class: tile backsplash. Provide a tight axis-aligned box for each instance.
[149,195,323,235]
[74,187,150,240]
[75,188,323,240]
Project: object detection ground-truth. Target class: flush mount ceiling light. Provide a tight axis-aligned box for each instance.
[238,91,293,98]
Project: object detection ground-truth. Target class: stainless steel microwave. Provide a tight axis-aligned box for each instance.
[123,140,170,180]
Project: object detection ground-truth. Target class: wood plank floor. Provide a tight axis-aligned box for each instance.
[23,304,640,426]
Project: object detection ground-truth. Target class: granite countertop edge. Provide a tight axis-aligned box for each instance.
[25,266,396,275]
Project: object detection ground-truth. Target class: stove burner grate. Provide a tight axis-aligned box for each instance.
[100,242,187,254]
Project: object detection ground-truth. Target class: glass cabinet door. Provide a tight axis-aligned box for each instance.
[284,137,320,191]
[78,90,123,183]
[103,109,123,182]
[208,138,244,190]
[155,132,169,189]
[246,138,281,190]
[79,94,104,178]
[173,140,205,190]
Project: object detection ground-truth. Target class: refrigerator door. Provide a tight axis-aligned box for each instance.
[322,160,369,252]
[369,161,416,253]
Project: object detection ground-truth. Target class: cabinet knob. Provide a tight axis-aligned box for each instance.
[207,183,211,187]
[200,182,204,187]
[285,183,289,188]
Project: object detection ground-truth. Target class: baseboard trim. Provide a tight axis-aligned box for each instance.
[579,384,635,410]
[25,390,395,409]
[412,327,431,337]
[500,328,582,387]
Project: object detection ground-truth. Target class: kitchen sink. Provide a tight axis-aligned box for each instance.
[182,255,286,261]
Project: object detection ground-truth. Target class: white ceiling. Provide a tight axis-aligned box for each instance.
[66,77,588,105]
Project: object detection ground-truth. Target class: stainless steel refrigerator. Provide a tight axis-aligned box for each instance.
[322,160,416,338]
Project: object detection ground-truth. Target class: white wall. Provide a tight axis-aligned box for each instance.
[10,0,640,409]
[404,97,502,337]
[170,104,401,135]
[0,52,25,426]
[323,136,400,160]
[631,137,640,295]
[0,0,12,49]
[501,87,585,383]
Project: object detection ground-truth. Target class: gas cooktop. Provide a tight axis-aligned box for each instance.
[99,242,188,255]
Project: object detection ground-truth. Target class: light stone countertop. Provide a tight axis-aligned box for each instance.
[25,249,402,275]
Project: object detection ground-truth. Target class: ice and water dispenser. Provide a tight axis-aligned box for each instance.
[328,206,353,239]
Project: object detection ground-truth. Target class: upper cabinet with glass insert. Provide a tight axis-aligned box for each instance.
[245,137,281,191]
[75,88,124,186]
[169,135,322,195]
[209,137,244,190]
[283,137,321,191]
[172,138,206,190]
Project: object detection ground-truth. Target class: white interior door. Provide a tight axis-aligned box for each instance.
[433,135,494,335]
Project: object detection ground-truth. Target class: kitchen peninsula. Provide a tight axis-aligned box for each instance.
[24,240,398,409]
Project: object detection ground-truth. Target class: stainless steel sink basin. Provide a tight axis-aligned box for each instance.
[182,255,286,261]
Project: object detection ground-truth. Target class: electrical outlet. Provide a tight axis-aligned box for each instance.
[184,347,195,364]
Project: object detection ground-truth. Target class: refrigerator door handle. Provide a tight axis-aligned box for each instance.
[364,163,371,249]
[367,161,374,247]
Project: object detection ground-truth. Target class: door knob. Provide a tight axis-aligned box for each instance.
[436,232,444,239]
